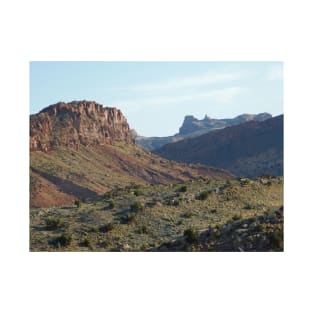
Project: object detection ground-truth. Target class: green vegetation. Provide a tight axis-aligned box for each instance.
[103,192,112,200]
[130,201,144,212]
[82,237,93,248]
[108,199,115,209]
[99,223,114,233]
[120,213,136,224]
[30,176,283,252]
[212,229,222,238]
[74,199,81,208]
[90,226,99,233]
[270,225,283,249]
[182,211,192,218]
[45,217,65,230]
[138,225,148,234]
[134,189,144,196]
[53,233,73,247]
[179,185,187,192]
[184,227,198,243]
[198,190,211,200]
[232,214,242,221]
[165,199,180,206]
[243,204,253,210]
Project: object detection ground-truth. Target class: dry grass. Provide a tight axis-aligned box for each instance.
[30,176,283,251]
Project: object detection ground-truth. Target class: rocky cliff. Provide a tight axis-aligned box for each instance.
[178,113,272,136]
[30,101,134,152]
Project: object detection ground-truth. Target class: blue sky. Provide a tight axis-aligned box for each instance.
[30,61,283,136]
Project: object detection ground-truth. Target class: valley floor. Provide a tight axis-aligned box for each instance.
[30,176,283,252]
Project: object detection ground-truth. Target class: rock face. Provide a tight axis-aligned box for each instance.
[30,101,134,152]
[179,113,272,136]
[155,115,283,178]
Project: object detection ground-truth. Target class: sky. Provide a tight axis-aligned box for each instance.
[30,61,283,137]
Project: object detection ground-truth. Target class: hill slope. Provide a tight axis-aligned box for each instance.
[155,115,283,177]
[30,176,283,251]
[30,101,233,208]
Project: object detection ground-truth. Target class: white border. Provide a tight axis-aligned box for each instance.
[1,1,313,312]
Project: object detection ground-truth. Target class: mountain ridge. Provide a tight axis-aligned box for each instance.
[155,115,283,178]
[134,112,272,151]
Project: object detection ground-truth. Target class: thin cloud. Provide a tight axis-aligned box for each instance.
[119,87,245,110]
[126,71,243,94]
[267,65,283,81]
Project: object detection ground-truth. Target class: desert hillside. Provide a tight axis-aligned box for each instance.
[30,101,233,208]
[30,176,283,251]
[155,115,283,177]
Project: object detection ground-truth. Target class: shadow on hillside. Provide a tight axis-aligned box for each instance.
[31,167,99,199]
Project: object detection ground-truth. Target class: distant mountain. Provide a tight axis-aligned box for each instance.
[178,113,272,135]
[154,115,283,178]
[134,113,272,151]
[30,101,233,208]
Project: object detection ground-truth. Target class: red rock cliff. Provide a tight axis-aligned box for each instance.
[30,101,134,152]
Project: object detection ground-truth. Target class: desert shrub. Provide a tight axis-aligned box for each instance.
[82,237,93,248]
[243,204,253,210]
[164,199,172,206]
[165,199,180,206]
[130,201,144,212]
[198,190,211,200]
[179,185,187,192]
[132,184,142,190]
[103,192,112,200]
[270,226,283,249]
[212,229,221,238]
[134,189,144,196]
[99,223,114,233]
[182,211,192,218]
[120,213,136,224]
[210,209,217,214]
[174,199,180,206]
[138,225,148,234]
[184,227,198,243]
[54,233,73,247]
[74,199,81,208]
[108,199,115,209]
[90,226,99,233]
[45,218,65,230]
[232,214,242,221]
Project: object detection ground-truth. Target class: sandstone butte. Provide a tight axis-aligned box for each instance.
[30,100,134,152]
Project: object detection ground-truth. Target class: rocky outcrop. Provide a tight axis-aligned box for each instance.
[179,112,272,136]
[30,101,134,152]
